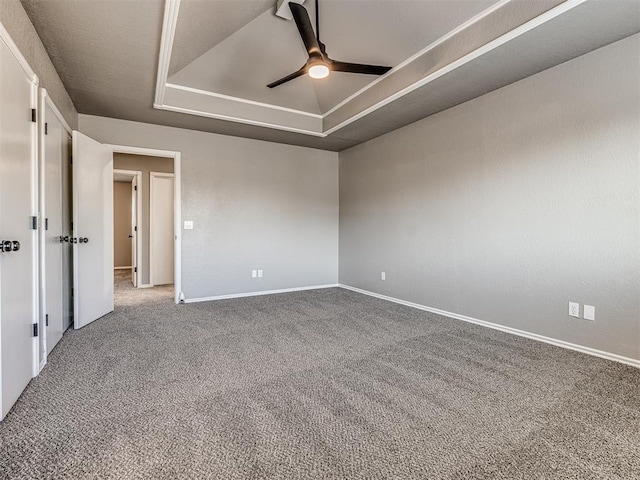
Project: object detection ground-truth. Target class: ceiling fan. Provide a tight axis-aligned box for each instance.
[267,0,392,88]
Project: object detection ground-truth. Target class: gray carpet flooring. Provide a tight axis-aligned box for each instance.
[0,273,638,479]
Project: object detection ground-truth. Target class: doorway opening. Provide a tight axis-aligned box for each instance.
[111,151,178,304]
[113,170,141,287]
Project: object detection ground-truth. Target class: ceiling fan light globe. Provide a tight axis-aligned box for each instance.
[308,63,330,79]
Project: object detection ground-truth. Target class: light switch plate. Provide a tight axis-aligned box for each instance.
[258,269,263,278]
[252,270,257,278]
[184,221,194,230]
[583,305,595,321]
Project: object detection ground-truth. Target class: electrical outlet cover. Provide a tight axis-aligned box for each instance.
[568,302,580,318]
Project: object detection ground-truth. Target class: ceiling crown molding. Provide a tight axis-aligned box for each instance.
[154,0,181,107]
[153,0,638,142]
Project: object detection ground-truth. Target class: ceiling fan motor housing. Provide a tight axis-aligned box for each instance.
[268,1,392,88]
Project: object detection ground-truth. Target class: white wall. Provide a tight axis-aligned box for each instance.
[79,115,339,299]
[339,34,640,361]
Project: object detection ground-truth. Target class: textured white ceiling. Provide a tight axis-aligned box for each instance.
[168,0,498,113]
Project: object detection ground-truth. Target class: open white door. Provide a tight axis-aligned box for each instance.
[131,176,138,287]
[72,131,113,329]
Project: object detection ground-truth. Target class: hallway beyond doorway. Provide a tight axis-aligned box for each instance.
[114,269,173,307]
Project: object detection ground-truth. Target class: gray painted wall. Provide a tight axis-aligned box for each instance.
[113,181,132,268]
[339,34,640,361]
[0,1,77,129]
[113,154,174,285]
[79,115,339,299]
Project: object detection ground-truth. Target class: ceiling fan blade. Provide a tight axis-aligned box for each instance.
[289,2,321,55]
[267,67,307,88]
[331,61,392,76]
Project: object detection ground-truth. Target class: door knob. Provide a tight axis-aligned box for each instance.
[128,234,133,238]
[59,235,69,243]
[71,237,77,244]
[12,241,20,252]
[1,240,12,253]
[79,237,89,244]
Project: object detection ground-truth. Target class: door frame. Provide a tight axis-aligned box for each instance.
[149,172,175,287]
[113,169,142,287]
[107,144,182,304]
[37,89,72,371]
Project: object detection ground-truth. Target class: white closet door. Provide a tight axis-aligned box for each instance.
[72,131,114,329]
[150,173,174,286]
[43,104,65,353]
[0,36,38,419]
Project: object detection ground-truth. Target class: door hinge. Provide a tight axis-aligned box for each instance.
[134,185,138,191]
[71,222,73,230]
[31,216,38,230]
[134,267,137,273]
[45,314,49,327]
[134,226,137,232]
[45,122,48,135]
[45,218,49,230]
[32,323,38,337]
[70,155,73,165]
[31,109,36,123]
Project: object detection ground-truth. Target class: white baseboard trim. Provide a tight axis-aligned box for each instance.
[184,284,339,303]
[138,284,154,289]
[339,284,640,369]
[114,266,132,270]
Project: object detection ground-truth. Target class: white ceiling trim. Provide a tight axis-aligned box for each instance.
[324,0,588,136]
[322,0,513,118]
[154,0,181,108]
[155,102,327,137]
[153,0,510,129]
[153,0,589,138]
[154,0,326,136]
[166,82,323,119]
[162,83,323,133]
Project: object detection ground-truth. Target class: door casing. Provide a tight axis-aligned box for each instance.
[108,145,182,303]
